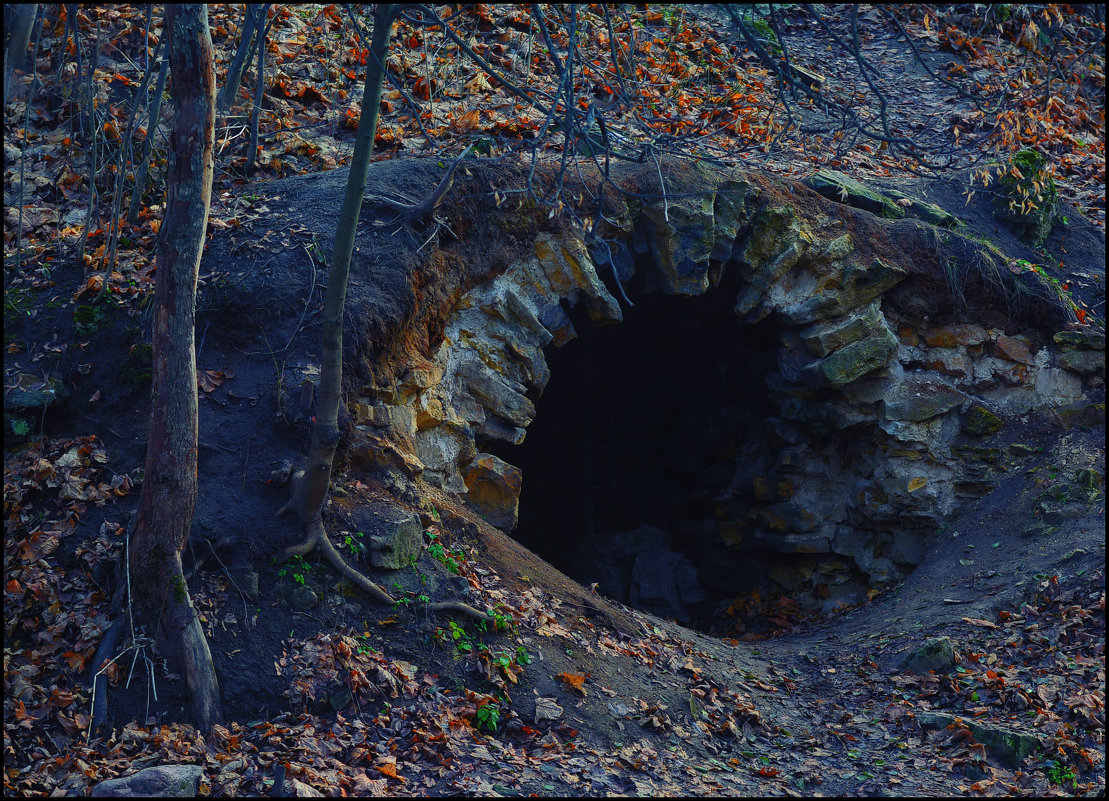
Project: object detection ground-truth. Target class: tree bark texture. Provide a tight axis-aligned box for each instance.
[215,2,264,113]
[285,4,397,526]
[128,4,221,731]
[5,4,38,70]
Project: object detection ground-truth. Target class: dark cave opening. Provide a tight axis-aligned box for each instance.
[499,271,807,632]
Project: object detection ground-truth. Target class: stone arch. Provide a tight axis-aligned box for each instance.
[346,158,1099,624]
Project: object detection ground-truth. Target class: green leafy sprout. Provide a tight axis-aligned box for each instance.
[425,529,466,574]
[1044,760,1077,787]
[475,700,500,733]
[343,530,367,560]
[277,554,311,585]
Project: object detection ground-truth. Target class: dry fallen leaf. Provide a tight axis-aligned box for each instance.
[557,672,588,696]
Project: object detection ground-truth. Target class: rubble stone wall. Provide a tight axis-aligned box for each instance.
[346,161,1104,609]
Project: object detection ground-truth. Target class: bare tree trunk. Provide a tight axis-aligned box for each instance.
[128,3,221,731]
[4,3,38,94]
[127,49,170,225]
[216,3,263,113]
[245,4,272,175]
[274,5,488,623]
[281,3,397,527]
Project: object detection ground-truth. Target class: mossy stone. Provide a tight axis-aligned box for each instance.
[821,326,898,386]
[963,406,1004,436]
[900,636,956,674]
[993,149,1058,247]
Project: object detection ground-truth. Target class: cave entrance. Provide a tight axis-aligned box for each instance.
[502,271,825,634]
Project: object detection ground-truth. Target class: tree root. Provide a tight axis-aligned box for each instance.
[366,143,473,228]
[278,502,490,622]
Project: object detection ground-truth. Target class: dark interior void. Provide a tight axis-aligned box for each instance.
[495,269,804,631]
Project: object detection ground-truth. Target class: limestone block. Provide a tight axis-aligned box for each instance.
[821,326,899,386]
[919,346,971,377]
[738,205,804,280]
[778,258,907,324]
[838,359,904,404]
[924,323,988,348]
[463,453,522,531]
[882,378,966,422]
[814,233,855,265]
[800,300,883,357]
[347,502,425,570]
[963,405,1004,436]
[969,356,1031,389]
[639,184,717,295]
[854,553,897,583]
[916,712,1040,768]
[457,358,535,428]
[533,232,621,322]
[1055,401,1105,428]
[979,386,1037,415]
[348,433,424,477]
[711,179,755,262]
[505,338,551,394]
[1034,367,1085,406]
[351,402,416,435]
[1059,349,1105,376]
[758,501,820,533]
[497,286,555,345]
[879,188,959,228]
[415,424,475,473]
[494,258,577,345]
[805,169,906,219]
[449,388,486,426]
[90,765,204,797]
[1053,330,1105,350]
[476,416,527,445]
[415,394,447,430]
[398,361,443,394]
[538,303,578,346]
[994,334,1036,364]
[878,414,956,447]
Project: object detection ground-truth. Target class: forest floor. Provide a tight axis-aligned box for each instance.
[4,4,1106,798]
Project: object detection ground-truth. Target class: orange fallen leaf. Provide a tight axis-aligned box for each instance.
[374,759,405,782]
[557,672,588,696]
[961,617,998,629]
[455,109,481,133]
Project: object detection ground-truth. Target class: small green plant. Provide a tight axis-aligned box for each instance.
[4,285,34,317]
[73,303,107,338]
[277,554,311,585]
[475,700,500,734]
[1044,760,1077,787]
[446,620,473,653]
[425,530,466,574]
[119,342,153,390]
[487,606,515,633]
[343,531,367,560]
